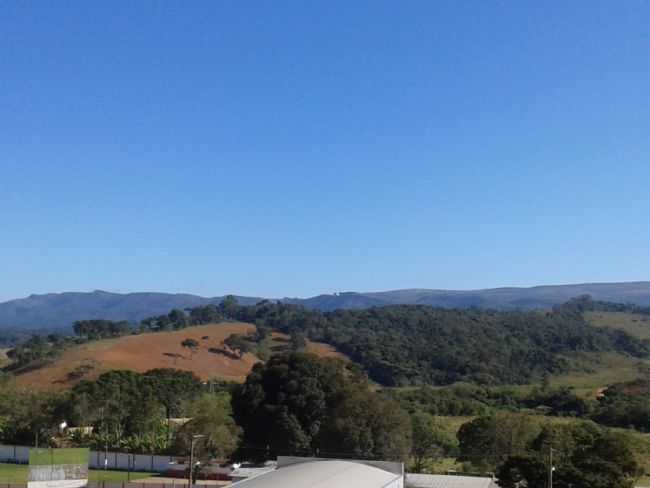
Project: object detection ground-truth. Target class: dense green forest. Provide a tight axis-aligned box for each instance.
[181,298,649,386]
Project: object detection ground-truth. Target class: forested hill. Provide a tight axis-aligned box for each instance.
[2,282,650,330]
[168,300,650,387]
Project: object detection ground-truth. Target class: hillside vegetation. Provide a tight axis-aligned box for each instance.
[6,295,650,391]
[586,311,650,340]
[223,300,650,386]
[29,296,643,389]
[9,322,346,391]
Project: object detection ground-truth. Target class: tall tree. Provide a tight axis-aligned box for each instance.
[318,386,412,461]
[181,338,200,359]
[71,370,164,442]
[232,353,343,458]
[175,393,241,460]
[232,353,411,461]
[221,295,240,319]
[410,412,455,472]
[457,412,539,470]
[143,369,203,439]
[496,422,640,488]
[169,309,189,330]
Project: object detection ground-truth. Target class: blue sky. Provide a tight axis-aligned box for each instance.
[1,1,648,301]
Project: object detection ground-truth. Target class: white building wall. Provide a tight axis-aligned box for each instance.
[0,445,174,472]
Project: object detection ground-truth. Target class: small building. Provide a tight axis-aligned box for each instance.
[406,473,499,488]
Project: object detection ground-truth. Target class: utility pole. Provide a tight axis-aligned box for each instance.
[188,434,205,488]
[548,447,554,488]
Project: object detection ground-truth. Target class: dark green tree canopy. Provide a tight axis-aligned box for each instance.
[70,369,202,440]
[73,320,131,339]
[143,368,203,418]
[496,422,640,488]
[177,300,649,387]
[232,353,411,461]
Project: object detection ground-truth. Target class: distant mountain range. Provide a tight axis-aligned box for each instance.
[1,282,650,331]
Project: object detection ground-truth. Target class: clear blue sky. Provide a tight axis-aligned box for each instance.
[1,1,648,302]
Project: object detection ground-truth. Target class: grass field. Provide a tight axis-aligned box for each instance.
[29,448,89,466]
[586,311,650,340]
[0,464,154,483]
[549,352,650,398]
[494,351,650,399]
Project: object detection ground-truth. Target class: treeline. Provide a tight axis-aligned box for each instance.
[388,382,595,417]
[0,329,35,348]
[72,319,130,339]
[177,299,649,386]
[0,367,237,455]
[459,412,640,487]
[69,297,240,339]
[5,334,76,372]
[559,295,650,315]
[388,378,650,434]
[139,297,238,332]
[0,355,413,462]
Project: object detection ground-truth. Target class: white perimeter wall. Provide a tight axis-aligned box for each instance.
[0,445,175,472]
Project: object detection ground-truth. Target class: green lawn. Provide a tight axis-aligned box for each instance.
[0,464,155,483]
[29,448,89,466]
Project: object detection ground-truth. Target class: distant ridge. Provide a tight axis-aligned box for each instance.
[1,282,650,330]
[0,290,262,330]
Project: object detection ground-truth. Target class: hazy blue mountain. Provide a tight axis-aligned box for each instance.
[0,290,262,330]
[1,282,650,330]
[284,292,388,311]
[363,282,650,310]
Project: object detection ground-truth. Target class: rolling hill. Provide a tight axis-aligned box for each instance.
[12,322,347,391]
[1,282,650,330]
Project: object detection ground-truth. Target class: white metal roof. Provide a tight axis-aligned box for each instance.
[230,465,276,479]
[230,459,401,488]
[406,474,497,488]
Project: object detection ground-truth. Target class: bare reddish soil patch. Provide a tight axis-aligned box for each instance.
[14,324,349,391]
[15,322,258,390]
